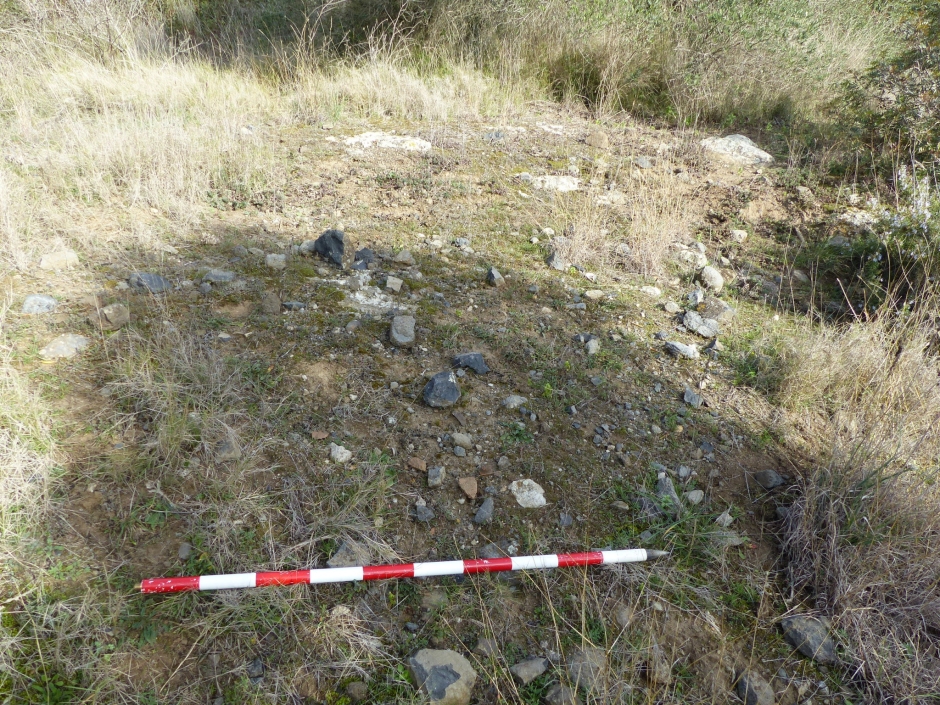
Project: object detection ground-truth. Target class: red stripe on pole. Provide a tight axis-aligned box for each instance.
[464,557,513,574]
[255,570,311,587]
[557,551,604,568]
[363,563,415,580]
[140,576,200,594]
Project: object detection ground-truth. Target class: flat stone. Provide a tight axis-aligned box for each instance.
[698,266,724,293]
[313,229,345,267]
[735,671,775,705]
[510,657,549,685]
[203,269,235,284]
[640,286,661,297]
[486,267,505,287]
[283,301,306,311]
[711,529,747,548]
[39,334,90,360]
[683,310,720,338]
[178,542,192,561]
[423,371,461,408]
[701,134,774,165]
[665,341,700,359]
[545,684,582,705]
[22,294,58,314]
[754,469,785,490]
[408,649,477,705]
[88,303,130,331]
[129,272,172,293]
[453,446,466,457]
[715,510,734,528]
[412,504,436,522]
[265,253,287,270]
[473,498,494,524]
[780,615,838,664]
[474,638,499,657]
[567,646,607,692]
[683,386,704,408]
[247,657,264,683]
[40,249,81,270]
[583,289,605,300]
[390,315,416,347]
[422,588,448,611]
[452,433,473,450]
[685,490,705,505]
[408,457,427,472]
[458,477,478,499]
[385,276,403,292]
[634,156,653,169]
[510,479,546,508]
[216,438,241,461]
[453,352,490,374]
[393,249,416,266]
[327,540,371,568]
[354,248,375,264]
[428,466,445,487]
[585,131,609,149]
[329,443,353,463]
[502,395,527,410]
[700,297,735,321]
[545,251,568,271]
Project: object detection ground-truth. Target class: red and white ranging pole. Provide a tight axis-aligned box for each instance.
[139,548,668,594]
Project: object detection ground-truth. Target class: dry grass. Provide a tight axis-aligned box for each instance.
[774,307,940,702]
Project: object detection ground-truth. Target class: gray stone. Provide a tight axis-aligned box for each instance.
[452,433,473,450]
[634,156,653,169]
[393,249,416,266]
[283,301,306,311]
[645,642,672,684]
[545,684,582,705]
[216,438,242,461]
[715,510,734,528]
[546,251,568,271]
[685,490,705,505]
[559,512,574,527]
[656,473,682,513]
[247,657,264,683]
[473,498,494,524]
[385,276,403,292]
[198,282,212,295]
[711,529,747,548]
[683,386,704,408]
[688,288,706,307]
[735,671,775,705]
[683,310,720,338]
[731,229,748,243]
[701,134,774,165]
[640,285,661,297]
[313,229,345,267]
[486,267,505,287]
[178,542,192,561]
[614,603,634,629]
[698,266,724,293]
[453,352,490,374]
[664,301,681,314]
[408,649,477,705]
[412,504,436,522]
[780,615,837,664]
[354,248,375,264]
[232,245,249,257]
[88,303,130,331]
[754,469,785,490]
[474,638,499,657]
[203,269,235,284]
[39,334,90,360]
[510,479,547,508]
[510,657,549,685]
[390,315,416,347]
[327,540,370,568]
[428,466,445,487]
[129,272,172,293]
[502,395,527,410]
[665,341,699,359]
[678,250,708,269]
[453,446,466,457]
[330,443,353,463]
[39,249,79,270]
[585,339,600,355]
[567,646,607,692]
[22,294,58,314]
[265,253,287,270]
[423,371,461,408]
[701,297,735,321]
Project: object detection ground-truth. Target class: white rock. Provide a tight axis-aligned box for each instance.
[386,276,403,292]
[265,253,287,270]
[698,266,724,293]
[344,131,432,152]
[39,249,80,270]
[329,443,353,463]
[518,173,580,192]
[700,134,774,165]
[510,479,547,508]
[685,490,705,505]
[715,510,734,528]
[502,395,527,410]
[452,433,473,450]
[677,250,708,269]
[583,290,605,300]
[640,286,662,297]
[730,229,748,243]
[586,338,601,355]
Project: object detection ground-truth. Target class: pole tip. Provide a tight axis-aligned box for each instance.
[137,582,143,591]
[646,549,669,559]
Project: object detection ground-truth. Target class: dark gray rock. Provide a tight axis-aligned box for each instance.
[428,466,445,487]
[22,294,57,315]
[546,251,568,271]
[665,341,700,359]
[473,498,494,524]
[412,504,436,523]
[354,247,375,264]
[683,310,720,338]
[313,229,345,267]
[327,540,371,568]
[754,469,785,490]
[408,649,477,705]
[637,496,665,521]
[735,671,774,705]
[780,615,837,664]
[559,512,574,528]
[423,371,461,408]
[453,352,490,374]
[486,267,505,287]
[509,657,548,685]
[283,301,306,311]
[247,657,264,684]
[390,315,416,347]
[683,386,704,408]
[701,297,736,321]
[129,272,172,293]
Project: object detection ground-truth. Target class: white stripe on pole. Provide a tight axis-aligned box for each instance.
[414,560,465,578]
[200,573,257,590]
[511,555,560,570]
[309,567,365,584]
[601,549,647,564]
